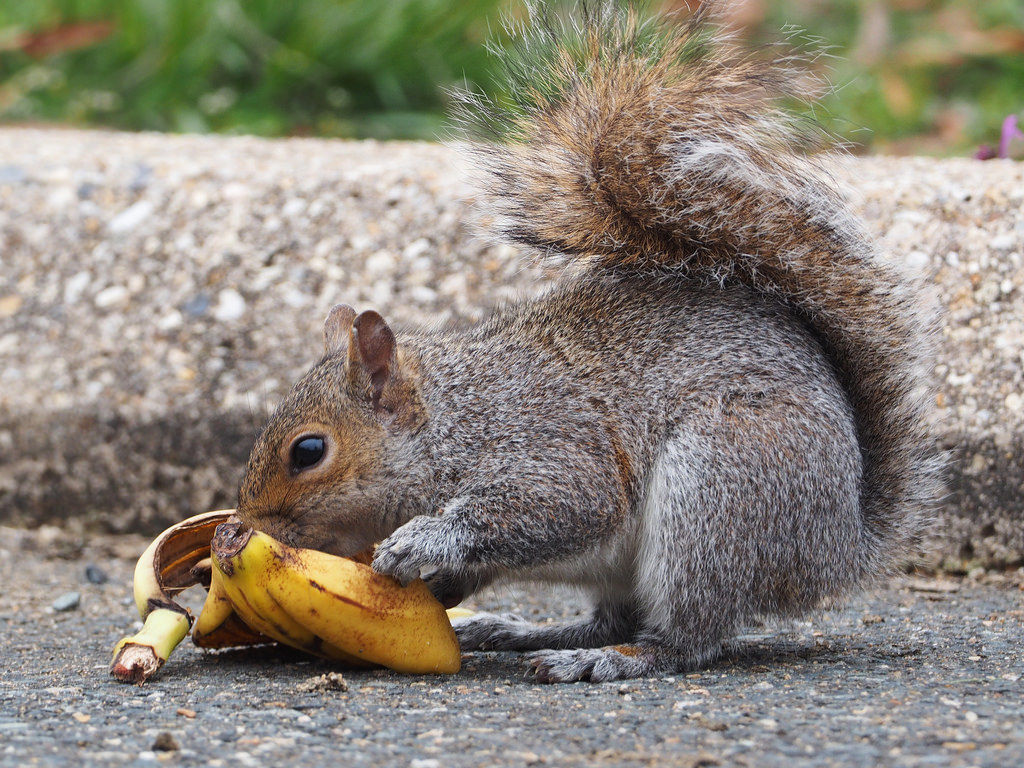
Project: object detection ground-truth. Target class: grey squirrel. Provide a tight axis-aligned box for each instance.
[235,3,941,682]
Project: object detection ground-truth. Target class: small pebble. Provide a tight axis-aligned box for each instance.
[51,592,80,612]
[129,163,153,192]
[0,164,26,184]
[296,672,348,693]
[989,233,1016,250]
[94,286,128,309]
[84,565,108,585]
[108,200,154,234]
[181,293,210,317]
[906,577,960,594]
[151,732,179,752]
[212,288,246,322]
[63,271,91,303]
[0,294,22,318]
[157,309,183,331]
[281,197,306,218]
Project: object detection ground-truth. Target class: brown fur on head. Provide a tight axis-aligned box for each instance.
[236,304,427,556]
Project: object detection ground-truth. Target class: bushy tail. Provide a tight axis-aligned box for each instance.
[456,2,941,572]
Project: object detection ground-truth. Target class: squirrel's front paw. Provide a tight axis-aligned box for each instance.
[372,515,461,587]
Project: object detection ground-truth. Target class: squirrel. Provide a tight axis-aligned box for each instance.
[234,3,941,682]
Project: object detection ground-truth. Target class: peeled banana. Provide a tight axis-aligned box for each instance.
[190,558,271,650]
[110,509,249,683]
[110,510,463,683]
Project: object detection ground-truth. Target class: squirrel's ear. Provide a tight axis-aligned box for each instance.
[324,304,356,354]
[347,310,398,408]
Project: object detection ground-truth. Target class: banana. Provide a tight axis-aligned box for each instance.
[111,509,239,682]
[211,521,461,674]
[191,562,271,650]
[113,509,464,682]
[109,608,192,684]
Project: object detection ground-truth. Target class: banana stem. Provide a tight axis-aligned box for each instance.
[110,607,191,683]
[109,509,235,683]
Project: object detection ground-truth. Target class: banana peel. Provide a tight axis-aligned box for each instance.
[110,510,467,683]
[110,510,254,682]
[211,520,460,674]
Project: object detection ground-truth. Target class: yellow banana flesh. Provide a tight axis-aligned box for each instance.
[191,563,270,650]
[211,521,461,674]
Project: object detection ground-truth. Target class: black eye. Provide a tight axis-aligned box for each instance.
[290,436,326,471]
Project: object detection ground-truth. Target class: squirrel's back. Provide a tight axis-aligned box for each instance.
[413,270,855,462]
[457,2,941,574]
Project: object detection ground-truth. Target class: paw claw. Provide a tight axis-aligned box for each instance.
[371,516,451,586]
[527,647,654,684]
[452,613,537,651]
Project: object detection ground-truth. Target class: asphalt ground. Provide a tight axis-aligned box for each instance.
[1,526,1022,768]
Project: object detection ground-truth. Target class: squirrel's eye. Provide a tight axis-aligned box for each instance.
[290,436,326,472]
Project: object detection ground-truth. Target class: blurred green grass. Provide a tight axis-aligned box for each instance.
[0,0,1021,154]
[0,0,504,138]
[752,0,1024,155]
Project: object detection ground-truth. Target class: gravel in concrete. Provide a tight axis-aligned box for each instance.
[1,527,1022,767]
[0,128,1022,565]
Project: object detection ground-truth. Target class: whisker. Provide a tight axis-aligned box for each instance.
[243,386,262,439]
[262,379,273,420]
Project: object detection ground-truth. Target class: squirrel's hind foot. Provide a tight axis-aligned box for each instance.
[528,642,713,684]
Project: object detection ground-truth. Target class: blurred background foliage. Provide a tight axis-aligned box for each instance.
[0,0,1021,155]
